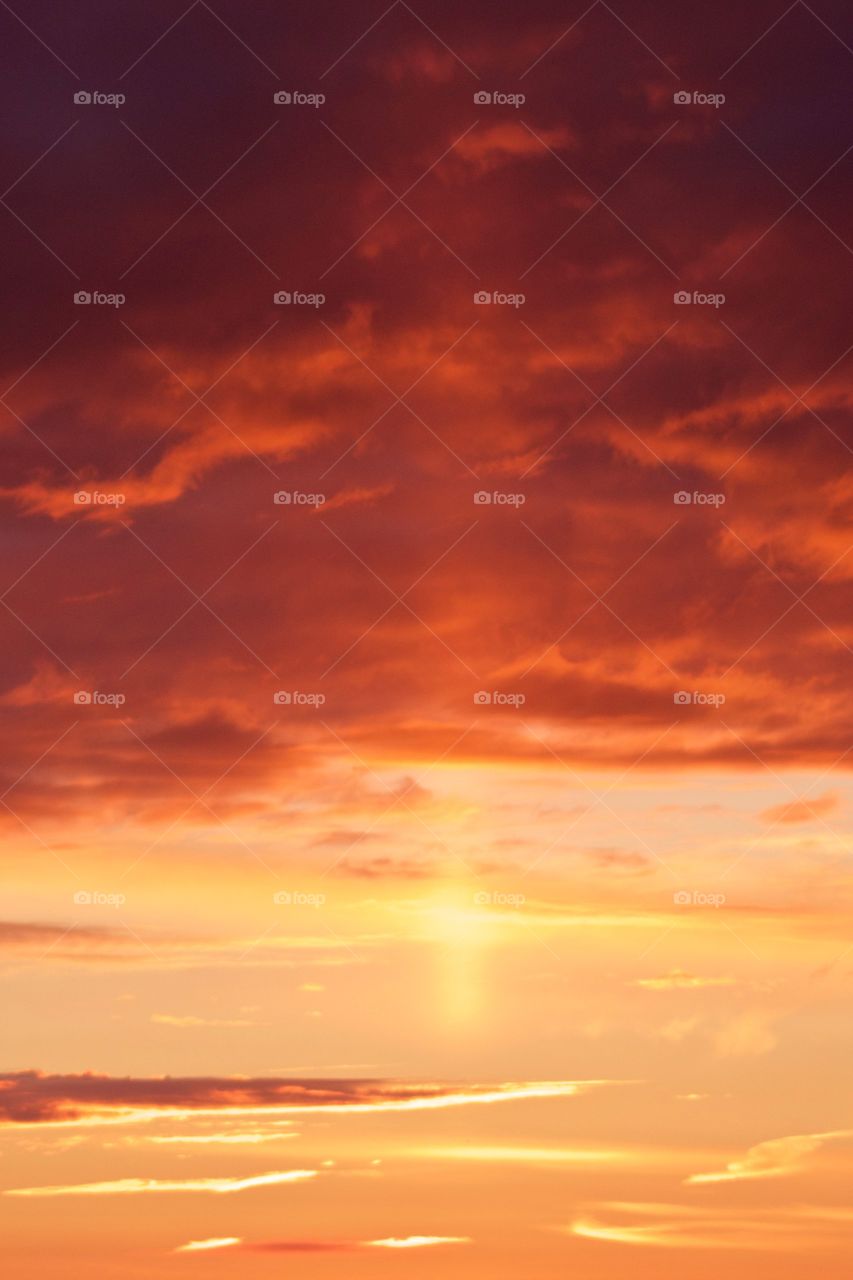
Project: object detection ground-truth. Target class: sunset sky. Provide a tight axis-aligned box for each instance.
[1,1,852,1275]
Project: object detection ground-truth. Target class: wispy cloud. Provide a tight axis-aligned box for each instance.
[176,1238,242,1252]
[175,1234,471,1255]
[686,1131,853,1185]
[417,1144,626,1166]
[759,791,840,824]
[150,1014,258,1028]
[570,1201,853,1251]
[5,1170,316,1197]
[366,1236,471,1248]
[145,1128,298,1146]
[632,970,738,991]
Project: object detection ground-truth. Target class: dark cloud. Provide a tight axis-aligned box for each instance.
[0,0,849,836]
[0,1070,573,1124]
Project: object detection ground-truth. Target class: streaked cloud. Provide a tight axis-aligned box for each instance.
[150,1014,258,1028]
[417,1144,627,1166]
[569,1201,853,1251]
[175,1234,471,1255]
[366,1236,471,1249]
[5,1170,317,1197]
[632,970,738,991]
[759,791,841,824]
[0,1071,599,1126]
[145,1129,298,1146]
[175,1238,242,1253]
[687,1131,853,1185]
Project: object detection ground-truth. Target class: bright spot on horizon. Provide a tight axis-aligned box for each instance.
[175,1237,242,1252]
[366,1235,472,1248]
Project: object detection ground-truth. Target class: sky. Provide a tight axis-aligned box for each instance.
[0,0,852,1275]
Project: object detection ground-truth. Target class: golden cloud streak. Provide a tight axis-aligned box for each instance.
[5,1170,317,1197]
[366,1236,471,1249]
[176,1237,243,1253]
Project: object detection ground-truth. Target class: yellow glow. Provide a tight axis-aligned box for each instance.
[419,1145,625,1164]
[367,1236,471,1249]
[5,1170,317,1197]
[176,1237,242,1253]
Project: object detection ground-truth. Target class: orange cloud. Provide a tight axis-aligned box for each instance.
[759,791,841,824]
